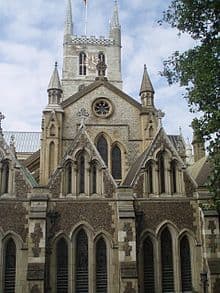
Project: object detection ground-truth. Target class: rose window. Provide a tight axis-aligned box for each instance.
[93,98,113,117]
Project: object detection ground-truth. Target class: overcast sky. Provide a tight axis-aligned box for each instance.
[0,0,197,142]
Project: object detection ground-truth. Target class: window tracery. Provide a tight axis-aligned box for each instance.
[97,135,108,166]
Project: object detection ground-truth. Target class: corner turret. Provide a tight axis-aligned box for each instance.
[140,64,155,107]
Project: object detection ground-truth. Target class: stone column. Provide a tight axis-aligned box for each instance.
[117,187,138,293]
[27,188,49,293]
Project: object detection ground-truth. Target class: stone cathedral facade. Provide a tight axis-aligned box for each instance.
[0,1,219,293]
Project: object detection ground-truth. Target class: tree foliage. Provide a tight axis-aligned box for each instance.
[160,0,220,205]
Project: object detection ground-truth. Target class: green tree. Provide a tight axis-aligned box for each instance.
[160,0,220,207]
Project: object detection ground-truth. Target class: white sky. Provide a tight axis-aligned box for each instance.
[0,0,197,142]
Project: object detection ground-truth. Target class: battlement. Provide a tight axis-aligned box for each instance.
[71,35,115,47]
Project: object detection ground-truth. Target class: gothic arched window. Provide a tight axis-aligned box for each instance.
[0,160,9,195]
[91,161,97,194]
[143,237,155,293]
[161,228,174,292]
[49,141,55,176]
[4,238,16,293]
[170,160,177,194]
[158,152,165,194]
[146,161,153,194]
[78,153,85,194]
[97,135,108,166]
[79,52,87,76]
[96,237,107,293]
[56,238,68,293]
[180,236,192,292]
[112,145,122,180]
[75,229,88,292]
[65,161,72,194]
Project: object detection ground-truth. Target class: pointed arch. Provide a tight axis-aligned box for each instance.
[96,237,107,292]
[112,144,122,179]
[143,236,155,292]
[91,160,97,194]
[65,160,72,194]
[49,141,55,176]
[79,52,87,75]
[75,228,88,292]
[146,160,154,194]
[56,237,68,293]
[4,238,16,293]
[180,235,192,292]
[161,227,174,292]
[96,134,108,166]
[78,152,85,194]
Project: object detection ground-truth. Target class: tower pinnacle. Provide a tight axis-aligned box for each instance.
[64,0,73,37]
[48,62,62,91]
[140,65,155,107]
[110,0,120,29]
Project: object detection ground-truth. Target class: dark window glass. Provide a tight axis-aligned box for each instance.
[79,154,85,194]
[97,135,108,166]
[66,161,72,194]
[161,228,174,292]
[147,162,153,194]
[79,52,86,75]
[171,161,177,194]
[143,237,155,292]
[4,238,16,293]
[158,152,165,193]
[96,238,107,293]
[91,162,97,194]
[180,236,192,292]
[75,229,88,293]
[56,238,68,293]
[112,145,122,179]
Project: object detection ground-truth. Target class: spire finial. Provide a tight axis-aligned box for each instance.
[110,0,120,28]
[64,0,73,36]
[48,63,62,91]
[157,109,165,128]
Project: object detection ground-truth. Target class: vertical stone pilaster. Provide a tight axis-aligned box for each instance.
[27,188,49,293]
[117,187,138,293]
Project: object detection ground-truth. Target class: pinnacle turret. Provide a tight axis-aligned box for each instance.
[110,0,120,29]
[140,65,155,108]
[48,62,62,91]
[64,0,73,38]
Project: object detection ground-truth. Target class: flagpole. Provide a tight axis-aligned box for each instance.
[84,1,88,35]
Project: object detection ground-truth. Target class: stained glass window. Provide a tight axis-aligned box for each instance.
[79,52,86,75]
[143,237,155,292]
[161,228,174,292]
[97,135,108,166]
[56,238,68,293]
[4,238,16,293]
[112,145,122,179]
[75,229,88,293]
[96,238,107,293]
[180,236,192,292]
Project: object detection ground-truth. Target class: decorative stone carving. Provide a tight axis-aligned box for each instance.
[31,223,43,257]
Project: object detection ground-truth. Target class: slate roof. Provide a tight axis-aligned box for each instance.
[188,156,211,187]
[3,131,41,153]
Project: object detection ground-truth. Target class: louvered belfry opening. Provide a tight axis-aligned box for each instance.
[56,238,68,293]
[96,237,107,293]
[75,229,88,293]
[143,237,155,293]
[161,228,174,292]
[97,135,108,166]
[4,238,16,293]
[180,236,192,292]
[112,145,122,179]
[79,52,86,76]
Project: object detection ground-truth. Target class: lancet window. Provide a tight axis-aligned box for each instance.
[91,161,97,194]
[180,236,192,292]
[75,229,88,292]
[143,237,155,292]
[98,52,106,76]
[97,135,108,166]
[158,152,165,194]
[112,145,122,180]
[146,161,153,194]
[65,161,72,194]
[79,52,87,76]
[4,238,16,293]
[96,237,107,293]
[170,160,177,194]
[56,238,68,293]
[78,153,85,194]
